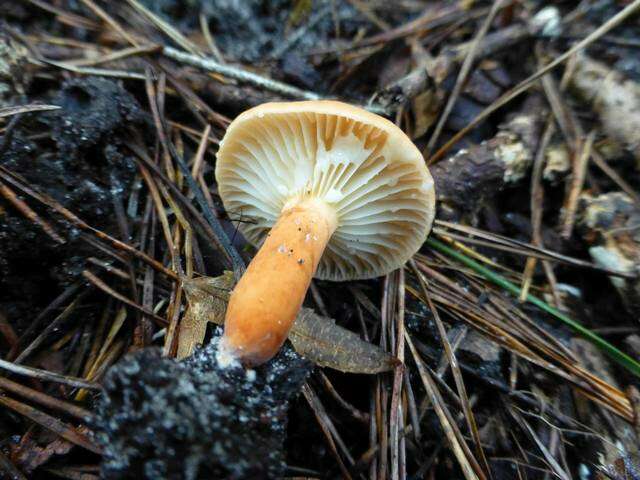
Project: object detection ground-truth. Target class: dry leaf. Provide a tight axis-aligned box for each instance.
[178,272,233,359]
[180,273,398,373]
[290,308,399,373]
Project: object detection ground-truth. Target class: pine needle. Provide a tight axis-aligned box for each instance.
[425,237,640,377]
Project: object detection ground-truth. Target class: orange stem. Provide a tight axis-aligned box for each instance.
[222,199,337,365]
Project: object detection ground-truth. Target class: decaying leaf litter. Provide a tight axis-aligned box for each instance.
[1,0,640,478]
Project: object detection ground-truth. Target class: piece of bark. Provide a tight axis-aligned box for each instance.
[570,54,640,163]
[374,64,433,113]
[432,94,547,215]
[374,23,531,113]
[578,192,640,316]
[457,329,501,364]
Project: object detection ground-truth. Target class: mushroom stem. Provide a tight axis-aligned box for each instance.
[222,198,337,365]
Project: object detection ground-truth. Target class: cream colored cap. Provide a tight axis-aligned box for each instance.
[215,100,436,281]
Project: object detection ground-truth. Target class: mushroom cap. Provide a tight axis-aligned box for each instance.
[215,100,436,281]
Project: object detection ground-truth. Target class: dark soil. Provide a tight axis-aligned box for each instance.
[0,76,142,328]
[94,335,311,479]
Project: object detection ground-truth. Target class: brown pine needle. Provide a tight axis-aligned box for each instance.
[428,0,640,164]
[405,332,482,480]
[410,260,493,479]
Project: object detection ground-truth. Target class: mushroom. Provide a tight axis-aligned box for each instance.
[215,101,435,365]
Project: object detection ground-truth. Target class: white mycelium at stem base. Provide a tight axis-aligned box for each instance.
[216,101,436,365]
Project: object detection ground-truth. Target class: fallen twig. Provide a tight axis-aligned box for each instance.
[0,358,100,390]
